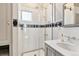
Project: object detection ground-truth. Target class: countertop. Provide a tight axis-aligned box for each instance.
[45,40,79,56]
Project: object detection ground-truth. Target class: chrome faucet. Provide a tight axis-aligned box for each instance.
[64,35,71,41]
[64,35,77,43]
[66,36,71,41]
[66,36,74,43]
[71,37,76,40]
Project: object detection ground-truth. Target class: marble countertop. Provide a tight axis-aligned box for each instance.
[45,40,79,56]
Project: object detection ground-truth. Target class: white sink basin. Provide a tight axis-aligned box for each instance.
[57,43,79,52]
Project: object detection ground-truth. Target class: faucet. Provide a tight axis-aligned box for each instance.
[64,35,73,43]
[67,36,74,43]
[64,35,70,41]
[66,36,71,41]
[71,37,76,40]
[65,35,77,43]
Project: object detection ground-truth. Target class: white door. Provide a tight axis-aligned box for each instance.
[0,3,12,45]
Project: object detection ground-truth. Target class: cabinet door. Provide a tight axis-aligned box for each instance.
[0,4,11,44]
[47,47,56,56]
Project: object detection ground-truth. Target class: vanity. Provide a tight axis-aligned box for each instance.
[45,40,79,56]
[45,40,63,56]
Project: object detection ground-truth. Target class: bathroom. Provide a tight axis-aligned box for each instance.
[0,3,79,56]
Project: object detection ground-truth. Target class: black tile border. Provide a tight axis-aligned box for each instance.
[19,21,63,28]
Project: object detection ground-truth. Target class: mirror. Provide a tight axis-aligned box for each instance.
[53,3,64,27]
[55,3,64,23]
[63,3,79,27]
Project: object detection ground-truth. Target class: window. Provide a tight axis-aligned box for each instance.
[21,11,32,21]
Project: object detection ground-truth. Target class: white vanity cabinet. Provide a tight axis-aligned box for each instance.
[45,43,63,56]
[64,3,79,26]
[45,43,55,56]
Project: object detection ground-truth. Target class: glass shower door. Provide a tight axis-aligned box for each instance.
[22,26,41,52]
[19,24,45,56]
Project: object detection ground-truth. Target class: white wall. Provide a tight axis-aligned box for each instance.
[12,3,18,56]
[63,27,79,39]
[18,3,46,24]
[53,3,79,43]
[46,4,53,41]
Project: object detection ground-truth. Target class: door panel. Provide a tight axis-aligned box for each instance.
[0,4,11,43]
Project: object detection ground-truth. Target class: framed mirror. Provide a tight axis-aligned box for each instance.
[63,3,79,27]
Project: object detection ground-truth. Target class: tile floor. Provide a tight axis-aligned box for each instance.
[23,49,45,56]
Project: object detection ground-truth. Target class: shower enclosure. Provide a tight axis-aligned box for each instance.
[17,3,53,56]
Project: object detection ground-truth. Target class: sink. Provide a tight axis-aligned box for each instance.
[57,43,79,52]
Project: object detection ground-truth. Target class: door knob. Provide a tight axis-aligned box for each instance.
[8,21,10,25]
[13,19,18,27]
